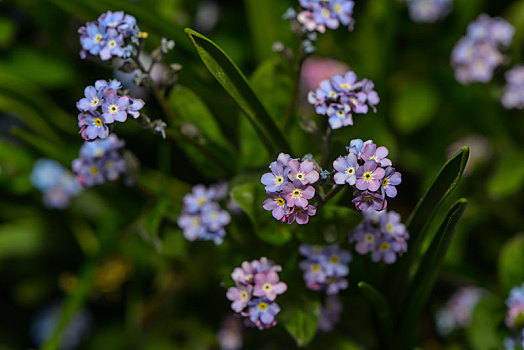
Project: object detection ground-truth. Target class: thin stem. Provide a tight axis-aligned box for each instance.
[317,185,343,210]
[319,126,332,169]
[282,51,306,131]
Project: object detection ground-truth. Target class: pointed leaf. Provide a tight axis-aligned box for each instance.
[358,281,392,340]
[282,300,320,347]
[185,28,291,155]
[395,199,468,349]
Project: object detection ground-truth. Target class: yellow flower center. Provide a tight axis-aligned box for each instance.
[364,233,375,243]
[209,211,218,220]
[274,175,284,185]
[108,21,118,27]
[328,91,338,98]
[296,172,305,180]
[370,155,380,162]
[94,148,104,158]
[382,178,389,187]
[321,8,331,18]
[94,117,103,127]
[94,33,103,43]
[91,97,99,107]
[380,242,390,251]
[276,197,285,206]
[386,223,394,233]
[364,195,374,201]
[364,172,372,181]
[313,246,322,254]
[109,104,119,114]
[340,83,351,90]
[263,283,272,291]
[241,291,248,300]
[345,167,355,175]
[292,189,302,198]
[105,160,115,170]
[197,197,206,205]
[90,165,99,175]
[108,39,117,49]
[258,302,268,311]
[192,217,200,226]
[311,264,321,272]
[330,255,340,264]
[336,109,345,118]
[334,4,342,13]
[138,31,149,39]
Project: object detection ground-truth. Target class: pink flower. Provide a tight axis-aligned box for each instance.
[253,271,287,301]
[283,182,315,208]
[287,159,320,185]
[226,284,253,312]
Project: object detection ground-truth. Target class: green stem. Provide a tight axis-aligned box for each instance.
[319,126,332,169]
[317,185,343,210]
[282,51,305,131]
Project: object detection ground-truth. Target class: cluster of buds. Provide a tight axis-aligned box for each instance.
[77,79,144,141]
[30,159,82,209]
[349,208,408,264]
[226,258,287,330]
[72,134,128,188]
[261,153,319,224]
[451,14,514,84]
[307,71,379,130]
[501,65,524,110]
[333,139,401,212]
[299,244,351,295]
[177,183,230,245]
[79,10,146,61]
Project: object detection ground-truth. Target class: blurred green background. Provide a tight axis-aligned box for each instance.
[1,0,524,348]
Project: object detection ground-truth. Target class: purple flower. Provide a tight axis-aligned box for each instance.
[78,112,109,141]
[299,244,326,260]
[201,203,231,231]
[177,214,205,241]
[435,287,486,336]
[348,138,365,157]
[317,295,343,332]
[371,237,402,264]
[261,162,290,192]
[72,158,105,187]
[101,153,127,181]
[99,28,124,61]
[355,160,386,192]
[361,79,380,111]
[183,185,212,214]
[407,0,452,24]
[333,153,359,185]
[98,10,125,29]
[297,10,327,33]
[320,247,352,276]
[253,271,288,301]
[79,22,106,57]
[77,85,102,112]
[327,103,353,129]
[330,0,355,28]
[128,98,145,119]
[351,225,380,255]
[360,142,392,166]
[276,152,292,167]
[79,134,124,159]
[95,79,121,93]
[502,65,524,110]
[381,167,402,198]
[352,190,386,211]
[286,205,317,224]
[231,261,255,285]
[226,285,253,312]
[325,277,348,295]
[248,298,280,328]
[300,260,327,285]
[263,193,289,220]
[102,91,129,123]
[287,159,319,185]
[331,71,359,93]
[312,3,339,29]
[307,79,338,115]
[283,182,315,208]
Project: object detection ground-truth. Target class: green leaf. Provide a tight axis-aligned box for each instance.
[243,0,280,62]
[390,147,469,296]
[466,297,504,350]
[0,218,45,259]
[392,81,439,134]
[230,182,292,245]
[358,282,392,340]
[185,28,291,156]
[499,235,524,293]
[282,301,320,347]
[488,150,524,198]
[137,198,172,251]
[395,199,468,349]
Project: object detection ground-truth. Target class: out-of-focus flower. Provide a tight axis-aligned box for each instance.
[317,295,343,332]
[502,65,524,110]
[435,287,486,336]
[226,258,286,330]
[217,316,243,350]
[178,183,231,244]
[451,14,514,85]
[72,134,128,187]
[405,0,452,23]
[299,244,351,295]
[349,208,409,264]
[307,72,379,130]
[30,159,82,209]
[447,134,493,176]
[30,301,92,350]
[506,282,524,329]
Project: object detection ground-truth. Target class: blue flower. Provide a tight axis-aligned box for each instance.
[183,185,212,214]
[98,10,125,29]
[248,298,281,327]
[330,0,355,27]
[79,22,106,57]
[333,153,359,185]
[102,91,129,123]
[200,203,231,232]
[99,28,124,61]
[30,159,65,192]
[261,161,290,192]
[77,85,102,112]
[327,103,353,129]
[78,112,109,141]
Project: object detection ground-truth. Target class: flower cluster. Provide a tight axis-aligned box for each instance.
[307,72,379,129]
[502,65,524,110]
[72,134,128,188]
[299,244,351,295]
[79,10,145,61]
[261,153,319,224]
[505,283,524,349]
[333,139,401,211]
[349,208,409,264]
[404,0,452,23]
[77,79,145,141]
[177,183,231,245]
[317,295,343,332]
[451,14,514,84]
[296,0,355,33]
[30,159,82,209]
[434,287,485,336]
[226,258,287,330]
